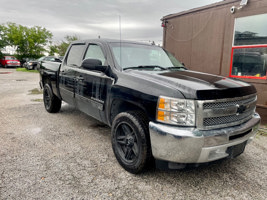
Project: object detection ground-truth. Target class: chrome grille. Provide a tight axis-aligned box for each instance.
[197,94,257,130]
[203,95,256,109]
[203,111,253,126]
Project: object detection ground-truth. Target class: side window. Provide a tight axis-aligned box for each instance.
[84,44,106,65]
[49,57,55,61]
[66,44,85,66]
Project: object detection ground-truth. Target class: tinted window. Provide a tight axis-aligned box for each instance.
[44,57,55,61]
[38,56,45,61]
[66,44,85,66]
[234,14,267,46]
[84,44,106,65]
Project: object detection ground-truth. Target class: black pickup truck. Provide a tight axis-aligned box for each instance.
[39,39,260,173]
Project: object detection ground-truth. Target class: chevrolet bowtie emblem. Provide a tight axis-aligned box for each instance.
[236,104,246,115]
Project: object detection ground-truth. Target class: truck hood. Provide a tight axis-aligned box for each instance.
[128,70,256,100]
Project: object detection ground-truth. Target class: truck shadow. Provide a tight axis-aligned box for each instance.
[139,156,252,190]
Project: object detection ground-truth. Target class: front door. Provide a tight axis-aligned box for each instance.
[75,43,113,122]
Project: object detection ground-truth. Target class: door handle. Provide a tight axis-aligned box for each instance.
[76,77,84,81]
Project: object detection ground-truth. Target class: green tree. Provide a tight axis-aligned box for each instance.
[0,25,8,57]
[48,43,59,55]
[2,22,52,58]
[56,35,79,56]
[26,26,53,55]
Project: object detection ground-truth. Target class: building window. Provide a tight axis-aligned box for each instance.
[230,14,267,79]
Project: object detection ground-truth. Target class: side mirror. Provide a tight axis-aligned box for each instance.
[81,58,108,72]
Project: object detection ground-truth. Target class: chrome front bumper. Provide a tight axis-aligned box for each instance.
[149,113,260,163]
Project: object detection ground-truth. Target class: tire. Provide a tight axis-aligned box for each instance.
[111,111,152,174]
[43,84,62,113]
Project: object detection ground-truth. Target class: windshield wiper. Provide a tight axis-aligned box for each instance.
[124,65,166,71]
[166,66,187,70]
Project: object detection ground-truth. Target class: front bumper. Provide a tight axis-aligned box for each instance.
[7,63,20,67]
[149,113,260,163]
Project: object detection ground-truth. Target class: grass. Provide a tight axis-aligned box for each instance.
[16,67,39,73]
[28,88,43,102]
[258,125,267,136]
[31,99,43,102]
[28,88,43,95]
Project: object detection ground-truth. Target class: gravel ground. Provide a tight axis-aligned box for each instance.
[0,68,267,200]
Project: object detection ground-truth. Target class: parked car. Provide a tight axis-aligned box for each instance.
[0,56,21,68]
[25,56,61,70]
[20,58,34,68]
[39,39,260,173]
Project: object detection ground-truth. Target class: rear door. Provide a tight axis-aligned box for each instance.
[58,43,86,106]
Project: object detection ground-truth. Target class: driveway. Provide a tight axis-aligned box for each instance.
[0,68,266,200]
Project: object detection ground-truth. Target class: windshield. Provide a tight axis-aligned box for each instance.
[109,42,184,70]
[37,56,46,61]
[5,56,17,60]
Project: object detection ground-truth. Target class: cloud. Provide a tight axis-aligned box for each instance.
[0,0,222,43]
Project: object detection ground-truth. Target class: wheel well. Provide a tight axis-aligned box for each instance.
[42,76,51,86]
[110,99,148,125]
[42,77,54,95]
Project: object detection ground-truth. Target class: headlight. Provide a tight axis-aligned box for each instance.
[156,96,195,126]
[28,62,33,65]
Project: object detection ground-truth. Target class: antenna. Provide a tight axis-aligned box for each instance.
[119,15,122,67]
[119,15,121,42]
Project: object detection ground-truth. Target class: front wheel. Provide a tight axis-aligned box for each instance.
[43,84,62,113]
[111,112,152,174]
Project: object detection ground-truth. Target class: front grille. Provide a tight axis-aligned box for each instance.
[203,111,252,126]
[203,95,256,109]
[197,94,257,130]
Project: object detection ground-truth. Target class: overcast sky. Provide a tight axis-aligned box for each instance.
[0,0,222,44]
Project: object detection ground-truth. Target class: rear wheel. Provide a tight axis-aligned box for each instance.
[43,84,62,113]
[111,111,152,174]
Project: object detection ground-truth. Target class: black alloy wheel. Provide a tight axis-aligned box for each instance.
[115,122,139,163]
[111,112,152,174]
[43,84,62,113]
[44,85,52,110]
